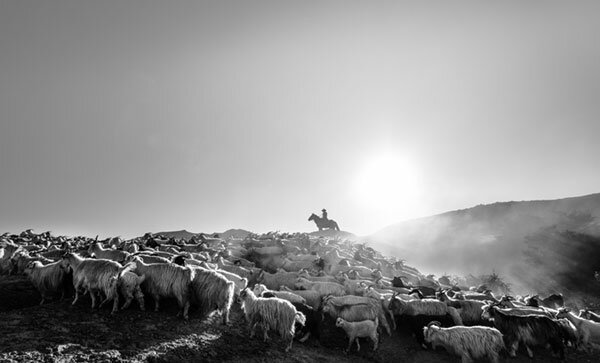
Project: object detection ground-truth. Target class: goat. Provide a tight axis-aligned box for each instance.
[106,271,146,311]
[238,288,306,352]
[295,278,346,297]
[579,309,600,323]
[256,270,299,290]
[24,260,67,305]
[526,293,564,309]
[189,266,235,324]
[322,295,391,336]
[279,286,321,310]
[88,242,130,263]
[388,297,463,325]
[422,321,503,363]
[482,304,566,358]
[557,308,600,352]
[253,284,306,304]
[438,290,488,326]
[260,292,320,343]
[130,256,196,320]
[335,317,379,353]
[61,252,135,314]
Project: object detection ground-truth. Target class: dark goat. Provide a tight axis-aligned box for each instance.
[526,294,564,309]
[482,305,566,359]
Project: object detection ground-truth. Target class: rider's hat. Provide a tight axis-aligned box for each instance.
[322,209,327,212]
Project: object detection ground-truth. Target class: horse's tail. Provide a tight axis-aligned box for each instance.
[334,222,340,231]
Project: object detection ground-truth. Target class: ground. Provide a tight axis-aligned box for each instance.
[1,276,600,363]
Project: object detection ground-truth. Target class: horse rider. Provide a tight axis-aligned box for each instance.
[321,208,328,221]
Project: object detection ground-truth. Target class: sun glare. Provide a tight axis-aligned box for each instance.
[352,152,421,218]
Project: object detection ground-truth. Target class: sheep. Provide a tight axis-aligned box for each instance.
[579,309,600,323]
[335,317,379,353]
[24,260,67,305]
[253,284,305,304]
[130,256,196,319]
[238,288,306,352]
[422,322,504,363]
[556,308,600,352]
[321,296,391,336]
[295,278,346,297]
[106,271,146,311]
[61,252,135,314]
[481,304,566,358]
[88,242,130,263]
[189,266,235,324]
[279,286,322,310]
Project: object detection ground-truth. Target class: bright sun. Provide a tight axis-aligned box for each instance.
[352,151,421,215]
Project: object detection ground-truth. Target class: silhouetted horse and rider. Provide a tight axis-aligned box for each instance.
[308,208,340,231]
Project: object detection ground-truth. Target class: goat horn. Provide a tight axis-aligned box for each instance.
[426,321,441,328]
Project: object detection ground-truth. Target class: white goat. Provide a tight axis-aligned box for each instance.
[253,284,306,304]
[238,288,306,352]
[88,242,130,262]
[335,317,379,353]
[130,256,196,319]
[423,322,504,363]
[557,308,600,351]
[24,260,67,305]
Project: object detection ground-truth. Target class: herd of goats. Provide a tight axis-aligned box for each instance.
[1,229,600,362]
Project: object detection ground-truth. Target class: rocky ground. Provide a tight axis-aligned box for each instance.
[1,276,600,363]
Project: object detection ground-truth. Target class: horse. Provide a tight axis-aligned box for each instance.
[308,213,340,231]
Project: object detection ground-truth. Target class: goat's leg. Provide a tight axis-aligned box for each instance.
[111,293,119,314]
[525,345,533,359]
[121,292,133,310]
[72,289,80,305]
[153,294,160,312]
[134,289,145,311]
[345,338,353,353]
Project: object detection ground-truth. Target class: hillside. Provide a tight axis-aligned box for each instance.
[308,230,358,240]
[366,193,600,297]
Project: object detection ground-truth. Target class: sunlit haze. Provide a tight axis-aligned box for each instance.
[1,1,600,238]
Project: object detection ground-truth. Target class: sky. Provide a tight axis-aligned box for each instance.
[1,1,600,239]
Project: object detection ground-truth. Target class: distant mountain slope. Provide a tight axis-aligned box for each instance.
[366,193,600,296]
[155,229,199,240]
[155,228,253,240]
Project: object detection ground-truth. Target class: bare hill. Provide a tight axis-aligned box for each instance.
[155,229,253,241]
[366,193,600,297]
